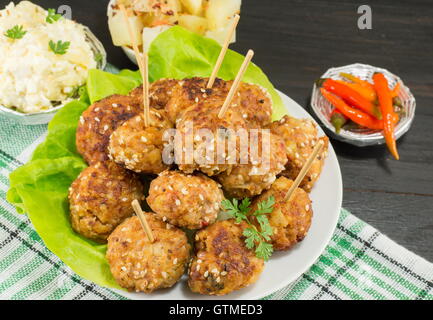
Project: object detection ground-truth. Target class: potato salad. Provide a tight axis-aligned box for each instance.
[0,1,97,113]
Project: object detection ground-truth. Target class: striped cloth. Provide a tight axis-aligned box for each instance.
[0,117,432,300]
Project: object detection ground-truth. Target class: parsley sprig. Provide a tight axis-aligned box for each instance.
[46,8,63,23]
[221,197,275,261]
[49,40,70,55]
[4,25,26,39]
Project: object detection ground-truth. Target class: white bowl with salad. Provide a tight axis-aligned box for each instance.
[0,1,107,125]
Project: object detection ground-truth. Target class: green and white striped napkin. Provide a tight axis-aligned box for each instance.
[0,116,432,300]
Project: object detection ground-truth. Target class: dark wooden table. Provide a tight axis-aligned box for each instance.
[10,0,433,261]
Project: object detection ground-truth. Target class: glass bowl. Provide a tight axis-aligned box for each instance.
[310,63,416,146]
[0,26,107,126]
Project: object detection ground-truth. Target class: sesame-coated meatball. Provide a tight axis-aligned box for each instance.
[76,94,142,165]
[188,220,264,296]
[164,77,272,128]
[108,109,173,174]
[238,83,273,128]
[107,215,191,293]
[165,77,236,124]
[216,132,287,199]
[147,171,224,229]
[129,79,179,110]
[251,177,313,251]
[269,115,329,192]
[68,161,144,242]
[176,103,247,176]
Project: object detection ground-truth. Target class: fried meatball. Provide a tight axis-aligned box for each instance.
[252,177,313,251]
[107,215,191,293]
[147,171,224,229]
[188,220,264,296]
[165,77,236,124]
[270,115,329,192]
[76,94,142,165]
[68,161,144,242]
[165,77,272,128]
[216,132,287,198]
[176,103,247,176]
[108,109,173,174]
[238,83,273,128]
[130,79,179,110]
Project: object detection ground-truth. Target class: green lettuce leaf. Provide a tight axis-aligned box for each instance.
[7,26,287,290]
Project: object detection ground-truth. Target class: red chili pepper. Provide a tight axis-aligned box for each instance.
[391,82,401,98]
[373,73,400,160]
[321,88,383,130]
[319,78,382,119]
[335,79,377,102]
[340,72,376,91]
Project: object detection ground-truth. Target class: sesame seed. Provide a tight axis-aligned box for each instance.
[181,188,189,195]
[121,266,127,272]
[216,277,221,283]
[221,271,228,276]
[196,265,201,271]
[162,216,167,222]
[195,97,199,103]
[162,271,168,279]
[122,198,128,202]
[199,194,204,201]
[173,258,178,265]
[305,204,310,211]
[141,136,148,143]
[94,107,100,112]
[204,271,209,278]
[197,259,202,264]
[94,117,100,122]
[175,199,181,206]
[112,103,118,108]
[211,268,219,274]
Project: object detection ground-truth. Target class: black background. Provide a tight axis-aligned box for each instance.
[4,0,433,261]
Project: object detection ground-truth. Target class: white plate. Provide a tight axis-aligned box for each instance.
[112,90,343,300]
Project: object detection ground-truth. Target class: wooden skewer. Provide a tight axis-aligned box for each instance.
[207,14,240,89]
[284,140,325,202]
[119,4,150,127]
[132,199,155,243]
[119,4,143,72]
[218,49,254,119]
[141,52,150,127]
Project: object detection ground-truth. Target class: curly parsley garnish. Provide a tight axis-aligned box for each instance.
[46,8,63,23]
[221,196,275,261]
[49,40,70,55]
[4,25,26,39]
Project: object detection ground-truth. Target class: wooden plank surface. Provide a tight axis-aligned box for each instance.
[5,0,432,261]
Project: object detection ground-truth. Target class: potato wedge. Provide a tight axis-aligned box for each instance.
[205,18,236,44]
[142,25,172,52]
[178,14,207,35]
[133,0,181,15]
[206,0,241,30]
[180,0,202,16]
[108,10,144,47]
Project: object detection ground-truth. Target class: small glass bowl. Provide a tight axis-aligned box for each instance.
[0,26,107,126]
[310,63,416,146]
